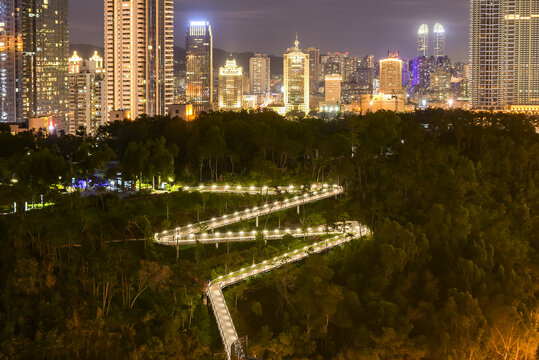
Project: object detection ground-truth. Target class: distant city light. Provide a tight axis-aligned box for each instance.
[190,21,207,26]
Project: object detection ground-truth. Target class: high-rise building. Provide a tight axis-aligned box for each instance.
[325,74,342,103]
[470,0,503,109]
[249,53,270,95]
[320,52,356,82]
[283,36,309,113]
[471,0,539,109]
[429,67,451,101]
[186,21,213,104]
[23,0,70,122]
[305,47,320,93]
[218,57,243,110]
[104,0,174,121]
[379,51,403,95]
[68,51,105,135]
[418,24,429,57]
[500,0,539,106]
[411,56,430,92]
[357,55,375,95]
[0,0,23,123]
[433,23,446,57]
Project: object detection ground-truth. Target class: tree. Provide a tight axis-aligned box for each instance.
[122,141,149,190]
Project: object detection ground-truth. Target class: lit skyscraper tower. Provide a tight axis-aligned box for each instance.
[104,0,174,121]
[0,0,23,123]
[305,47,320,93]
[283,36,310,113]
[501,0,539,106]
[186,21,213,104]
[69,51,105,135]
[23,0,69,121]
[433,23,446,57]
[379,51,403,95]
[249,53,270,95]
[417,24,429,57]
[218,57,243,110]
[324,74,342,103]
[470,0,503,109]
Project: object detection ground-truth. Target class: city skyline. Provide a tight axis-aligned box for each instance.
[69,0,470,61]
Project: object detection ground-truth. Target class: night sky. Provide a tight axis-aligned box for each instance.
[70,0,470,61]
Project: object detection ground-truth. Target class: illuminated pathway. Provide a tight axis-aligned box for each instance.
[206,227,369,360]
[155,183,368,360]
[156,226,344,246]
[155,185,343,242]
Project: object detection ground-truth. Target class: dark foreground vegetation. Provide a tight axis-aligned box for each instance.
[0,110,538,359]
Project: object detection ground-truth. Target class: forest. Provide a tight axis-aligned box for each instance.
[0,109,537,359]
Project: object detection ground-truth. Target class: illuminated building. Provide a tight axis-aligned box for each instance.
[22,0,69,122]
[411,56,430,93]
[429,67,451,101]
[68,51,105,135]
[470,0,503,109]
[186,21,213,104]
[417,24,429,57]
[104,0,174,121]
[305,47,320,93]
[433,23,446,57]
[218,57,243,110]
[471,0,539,109]
[321,52,356,82]
[360,93,407,114]
[357,55,375,95]
[109,109,131,121]
[167,103,207,121]
[379,51,403,95]
[283,36,310,113]
[325,74,342,103]
[501,0,539,106]
[0,0,23,123]
[249,53,270,95]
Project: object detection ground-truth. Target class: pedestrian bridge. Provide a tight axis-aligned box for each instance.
[156,183,368,360]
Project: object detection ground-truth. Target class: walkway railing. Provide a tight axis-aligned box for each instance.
[155,186,344,242]
[155,183,362,360]
[206,227,370,360]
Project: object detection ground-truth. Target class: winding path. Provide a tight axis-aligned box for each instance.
[158,183,369,360]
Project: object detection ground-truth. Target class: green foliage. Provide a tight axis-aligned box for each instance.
[0,110,537,359]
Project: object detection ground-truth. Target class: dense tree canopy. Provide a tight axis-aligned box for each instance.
[0,110,537,359]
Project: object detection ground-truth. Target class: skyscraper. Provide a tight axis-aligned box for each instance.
[186,21,213,104]
[249,53,270,95]
[305,47,320,93]
[23,0,69,121]
[104,0,174,121]
[470,0,503,109]
[501,0,539,106]
[218,57,243,110]
[325,74,342,103]
[379,51,403,95]
[417,24,429,57]
[283,36,310,113]
[68,51,105,135]
[411,56,430,93]
[433,23,446,57]
[0,0,23,123]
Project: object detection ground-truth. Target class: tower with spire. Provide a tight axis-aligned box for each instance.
[283,35,310,113]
